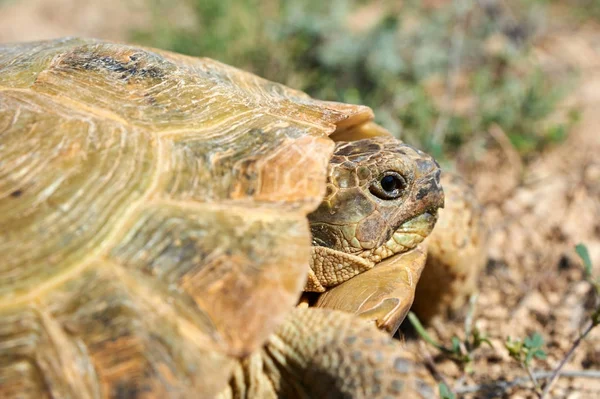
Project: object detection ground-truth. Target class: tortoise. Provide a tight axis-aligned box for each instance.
[0,38,484,398]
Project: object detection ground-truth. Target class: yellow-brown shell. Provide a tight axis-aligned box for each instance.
[0,38,374,398]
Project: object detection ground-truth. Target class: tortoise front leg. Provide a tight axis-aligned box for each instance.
[314,246,427,335]
[221,308,436,399]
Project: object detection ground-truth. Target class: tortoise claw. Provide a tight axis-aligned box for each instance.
[314,245,427,335]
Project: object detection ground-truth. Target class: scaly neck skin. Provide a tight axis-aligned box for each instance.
[305,136,444,292]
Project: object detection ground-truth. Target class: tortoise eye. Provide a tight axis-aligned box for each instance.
[369,171,406,200]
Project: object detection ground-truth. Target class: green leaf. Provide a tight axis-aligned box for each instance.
[576,243,593,277]
[534,349,547,360]
[451,337,462,354]
[472,328,493,349]
[525,349,535,365]
[504,336,521,358]
[438,382,456,399]
[407,312,447,352]
[592,308,600,326]
[524,332,544,349]
[546,124,567,144]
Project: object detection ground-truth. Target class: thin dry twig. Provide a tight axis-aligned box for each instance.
[540,321,598,398]
[455,369,600,395]
[418,341,453,390]
[525,363,542,398]
[464,293,478,347]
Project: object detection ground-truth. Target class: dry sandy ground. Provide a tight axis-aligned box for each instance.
[420,12,600,398]
[1,1,599,398]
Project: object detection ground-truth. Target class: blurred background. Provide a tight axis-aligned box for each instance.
[2,0,600,396]
[0,0,591,161]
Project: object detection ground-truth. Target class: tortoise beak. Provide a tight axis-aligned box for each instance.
[413,158,445,215]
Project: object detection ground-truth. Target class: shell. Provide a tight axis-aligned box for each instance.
[0,38,374,397]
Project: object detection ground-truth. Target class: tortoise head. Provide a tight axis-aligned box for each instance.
[308,136,444,266]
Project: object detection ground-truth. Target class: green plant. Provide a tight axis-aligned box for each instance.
[504,332,547,395]
[505,332,548,367]
[573,243,600,325]
[539,243,600,397]
[408,294,492,373]
[439,382,456,399]
[576,243,600,297]
[407,245,598,397]
[563,0,600,22]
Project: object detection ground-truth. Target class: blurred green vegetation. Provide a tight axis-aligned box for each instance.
[563,0,600,21]
[133,0,577,162]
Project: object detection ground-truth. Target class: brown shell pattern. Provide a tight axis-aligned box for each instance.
[0,38,374,398]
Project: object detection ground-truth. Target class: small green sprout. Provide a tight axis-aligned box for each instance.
[408,310,492,373]
[505,332,547,367]
[439,382,456,399]
[472,326,493,350]
[575,243,599,325]
[505,332,547,394]
[576,243,599,297]
[576,243,593,279]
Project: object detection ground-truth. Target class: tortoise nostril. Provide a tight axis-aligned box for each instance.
[415,159,435,176]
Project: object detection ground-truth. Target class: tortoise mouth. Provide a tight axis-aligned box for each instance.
[360,210,438,265]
